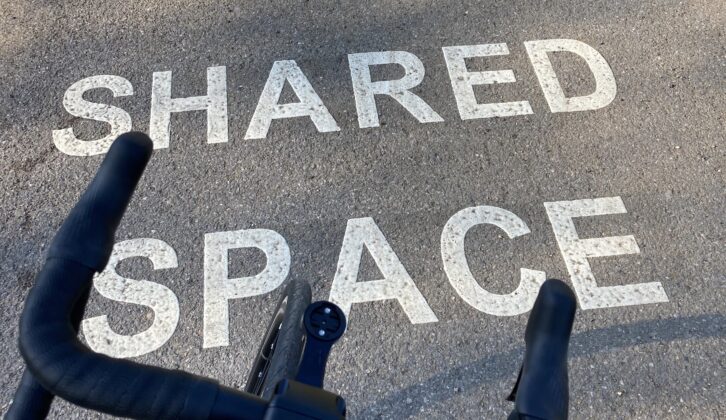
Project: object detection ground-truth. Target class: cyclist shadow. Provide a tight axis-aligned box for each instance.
[359,313,725,418]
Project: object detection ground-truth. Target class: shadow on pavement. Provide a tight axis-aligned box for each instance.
[360,313,725,417]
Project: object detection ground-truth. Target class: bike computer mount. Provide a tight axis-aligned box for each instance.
[264,301,348,420]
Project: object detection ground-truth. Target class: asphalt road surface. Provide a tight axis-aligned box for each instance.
[1,0,724,418]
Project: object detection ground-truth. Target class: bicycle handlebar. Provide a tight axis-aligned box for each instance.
[508,278,576,420]
[6,370,55,419]
[11,131,576,419]
[44,131,154,270]
[16,133,266,419]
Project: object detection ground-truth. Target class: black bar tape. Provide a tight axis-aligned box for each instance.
[18,133,265,419]
[47,132,153,271]
[510,279,576,420]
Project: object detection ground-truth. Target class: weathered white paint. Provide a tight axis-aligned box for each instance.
[244,60,340,139]
[329,217,438,323]
[75,195,671,357]
[544,197,668,309]
[81,238,180,358]
[52,75,134,156]
[441,206,546,315]
[149,66,228,148]
[442,44,533,119]
[203,229,290,348]
[525,39,617,112]
[348,51,444,128]
[53,40,622,155]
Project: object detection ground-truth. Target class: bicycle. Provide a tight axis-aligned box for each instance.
[7,132,577,419]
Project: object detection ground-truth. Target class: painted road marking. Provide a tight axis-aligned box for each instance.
[244,60,340,139]
[81,238,179,358]
[329,217,439,324]
[348,51,444,128]
[525,39,617,113]
[81,197,669,358]
[544,197,669,309]
[52,75,134,156]
[55,38,663,360]
[150,66,229,147]
[52,38,617,156]
[203,229,291,348]
[441,206,545,316]
[442,44,533,119]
